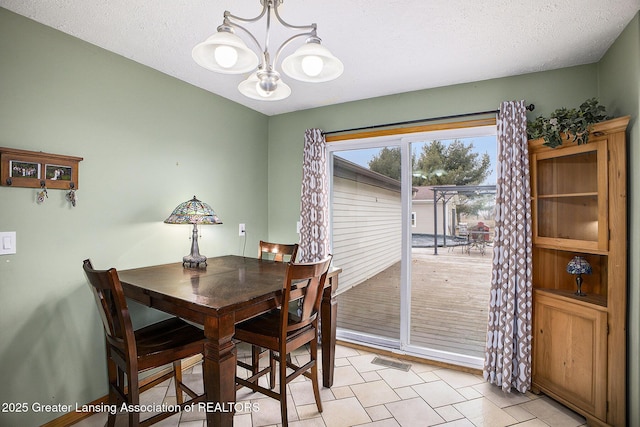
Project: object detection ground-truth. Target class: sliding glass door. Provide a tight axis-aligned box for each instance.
[405,136,495,366]
[331,143,403,346]
[329,125,496,369]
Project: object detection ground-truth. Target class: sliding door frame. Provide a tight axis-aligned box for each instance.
[327,118,496,369]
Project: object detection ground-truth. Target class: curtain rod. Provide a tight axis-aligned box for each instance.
[322,104,535,136]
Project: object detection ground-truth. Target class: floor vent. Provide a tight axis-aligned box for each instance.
[371,357,411,372]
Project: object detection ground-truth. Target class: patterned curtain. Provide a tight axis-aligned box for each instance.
[483,101,533,393]
[299,128,330,262]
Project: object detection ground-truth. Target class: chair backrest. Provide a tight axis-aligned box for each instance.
[258,241,299,263]
[280,255,333,335]
[83,259,136,361]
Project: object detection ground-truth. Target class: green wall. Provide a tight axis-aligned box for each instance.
[598,13,640,425]
[0,8,269,426]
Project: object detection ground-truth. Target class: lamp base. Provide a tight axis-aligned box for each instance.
[182,223,207,269]
[183,254,207,269]
[574,275,586,297]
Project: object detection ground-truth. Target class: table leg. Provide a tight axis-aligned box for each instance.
[321,274,338,387]
[203,314,236,427]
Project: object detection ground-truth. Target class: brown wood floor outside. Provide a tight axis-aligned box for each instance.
[336,246,492,359]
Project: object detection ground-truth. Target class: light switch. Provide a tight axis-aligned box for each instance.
[0,232,16,255]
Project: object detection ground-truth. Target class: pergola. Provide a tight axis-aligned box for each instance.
[431,184,497,255]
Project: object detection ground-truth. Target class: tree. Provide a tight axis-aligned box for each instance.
[458,193,495,219]
[367,147,402,180]
[368,141,494,223]
[368,140,492,187]
[412,140,494,222]
[413,140,491,186]
[418,139,495,221]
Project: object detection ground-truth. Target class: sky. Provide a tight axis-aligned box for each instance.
[334,135,498,185]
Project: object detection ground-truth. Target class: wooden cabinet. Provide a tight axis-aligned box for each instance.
[529,116,629,427]
[533,290,608,419]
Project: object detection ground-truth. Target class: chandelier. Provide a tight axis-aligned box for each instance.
[192,0,343,101]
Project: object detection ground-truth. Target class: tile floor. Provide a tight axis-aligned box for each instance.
[73,343,587,427]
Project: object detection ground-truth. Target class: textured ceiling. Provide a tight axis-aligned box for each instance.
[2,0,639,116]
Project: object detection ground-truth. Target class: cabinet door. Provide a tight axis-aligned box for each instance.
[533,293,607,420]
[532,140,608,252]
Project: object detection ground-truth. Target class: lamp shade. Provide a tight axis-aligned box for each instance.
[192,31,259,74]
[566,256,592,275]
[165,196,222,225]
[281,42,344,83]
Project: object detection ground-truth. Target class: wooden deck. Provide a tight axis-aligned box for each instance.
[336,246,492,359]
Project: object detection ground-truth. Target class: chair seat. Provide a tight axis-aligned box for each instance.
[135,318,205,369]
[136,318,204,353]
[236,310,315,348]
[236,309,309,336]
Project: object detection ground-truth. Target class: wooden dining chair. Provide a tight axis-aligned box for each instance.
[258,240,299,262]
[243,241,300,380]
[235,255,333,426]
[82,259,206,427]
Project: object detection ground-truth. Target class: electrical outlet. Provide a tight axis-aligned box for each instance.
[239,223,246,236]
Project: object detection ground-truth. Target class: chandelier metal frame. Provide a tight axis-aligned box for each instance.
[192,0,343,101]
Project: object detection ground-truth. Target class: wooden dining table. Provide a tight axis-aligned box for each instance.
[118,255,341,427]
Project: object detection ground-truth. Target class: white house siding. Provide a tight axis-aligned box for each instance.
[412,201,452,235]
[411,187,456,236]
[332,175,402,293]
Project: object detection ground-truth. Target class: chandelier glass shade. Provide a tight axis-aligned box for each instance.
[192,0,343,101]
[192,31,259,74]
[281,42,343,82]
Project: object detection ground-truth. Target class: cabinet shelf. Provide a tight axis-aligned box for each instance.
[535,288,607,308]
[533,242,608,256]
[536,192,598,199]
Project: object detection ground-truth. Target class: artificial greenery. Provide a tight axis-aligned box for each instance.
[526,98,611,148]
